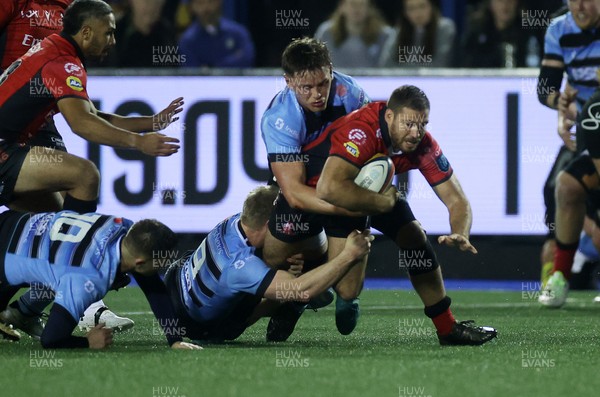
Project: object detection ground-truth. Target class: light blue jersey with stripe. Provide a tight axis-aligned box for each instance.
[545,12,600,110]
[178,213,275,323]
[3,211,131,321]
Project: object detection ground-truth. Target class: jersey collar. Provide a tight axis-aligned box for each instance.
[234,216,250,246]
[378,105,392,148]
[58,32,87,69]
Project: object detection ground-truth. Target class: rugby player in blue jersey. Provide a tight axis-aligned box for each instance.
[537,0,600,306]
[260,38,374,339]
[163,186,373,342]
[0,210,201,350]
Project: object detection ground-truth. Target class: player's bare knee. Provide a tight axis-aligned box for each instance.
[76,159,100,192]
[555,172,585,207]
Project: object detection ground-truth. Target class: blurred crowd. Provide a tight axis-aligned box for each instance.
[98,0,566,69]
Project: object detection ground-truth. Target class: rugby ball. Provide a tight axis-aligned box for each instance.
[353,155,394,193]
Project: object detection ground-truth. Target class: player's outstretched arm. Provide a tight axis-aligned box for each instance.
[58,97,180,156]
[96,97,184,133]
[432,174,477,254]
[317,156,397,214]
[262,229,373,302]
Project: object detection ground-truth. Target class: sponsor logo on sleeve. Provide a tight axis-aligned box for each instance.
[64,62,83,76]
[348,128,367,144]
[359,90,368,106]
[66,76,83,92]
[344,141,360,158]
[435,153,450,172]
[234,260,246,269]
[275,118,285,130]
[336,83,348,97]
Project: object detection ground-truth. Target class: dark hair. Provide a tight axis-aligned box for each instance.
[387,85,430,112]
[126,219,178,259]
[395,0,440,58]
[240,186,279,230]
[62,0,113,35]
[281,37,332,76]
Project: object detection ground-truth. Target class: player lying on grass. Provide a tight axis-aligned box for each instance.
[163,186,373,342]
[0,210,201,350]
[311,85,497,345]
[0,0,136,340]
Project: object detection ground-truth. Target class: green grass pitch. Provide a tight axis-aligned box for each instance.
[1,287,599,397]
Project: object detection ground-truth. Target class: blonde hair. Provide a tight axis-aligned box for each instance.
[240,186,279,229]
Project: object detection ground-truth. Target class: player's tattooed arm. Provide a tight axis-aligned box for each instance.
[317,156,397,214]
[272,161,367,216]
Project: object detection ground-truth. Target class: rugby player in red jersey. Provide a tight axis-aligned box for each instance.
[0,0,181,340]
[0,0,73,72]
[311,85,497,345]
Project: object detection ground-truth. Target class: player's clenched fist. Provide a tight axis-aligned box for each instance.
[86,323,113,349]
[345,229,375,260]
[136,132,181,156]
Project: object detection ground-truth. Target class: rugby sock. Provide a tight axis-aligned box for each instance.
[553,240,578,280]
[63,194,97,213]
[424,296,455,336]
[13,288,51,316]
[0,286,20,312]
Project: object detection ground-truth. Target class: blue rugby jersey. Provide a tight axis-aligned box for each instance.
[3,211,128,322]
[177,213,276,323]
[261,71,369,162]
[1,210,182,348]
[544,12,600,110]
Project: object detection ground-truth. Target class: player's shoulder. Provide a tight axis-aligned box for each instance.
[333,71,369,108]
[261,89,303,131]
[218,213,250,252]
[547,12,575,36]
[418,131,437,150]
[333,70,364,92]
